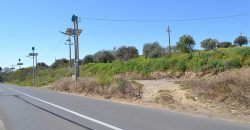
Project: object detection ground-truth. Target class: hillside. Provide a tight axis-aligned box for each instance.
[2,47,250,86]
[2,46,250,123]
[80,47,250,85]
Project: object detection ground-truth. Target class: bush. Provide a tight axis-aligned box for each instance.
[52,78,142,98]
[143,42,164,58]
[115,46,139,61]
[217,41,232,48]
[244,58,250,66]
[94,50,115,63]
[37,62,49,68]
[82,54,94,64]
[51,58,69,68]
[176,61,187,72]
[223,56,241,69]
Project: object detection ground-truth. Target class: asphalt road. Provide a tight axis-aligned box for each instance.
[0,84,249,130]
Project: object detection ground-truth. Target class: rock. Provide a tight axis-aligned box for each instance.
[230,110,236,114]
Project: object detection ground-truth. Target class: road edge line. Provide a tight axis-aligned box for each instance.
[5,86,122,130]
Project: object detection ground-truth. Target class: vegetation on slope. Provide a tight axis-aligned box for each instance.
[1,47,250,86]
[81,47,250,85]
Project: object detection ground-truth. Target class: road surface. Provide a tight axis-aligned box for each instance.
[0,84,249,130]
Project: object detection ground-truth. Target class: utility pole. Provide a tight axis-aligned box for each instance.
[60,31,73,76]
[61,15,82,82]
[72,15,82,82]
[17,59,23,69]
[167,26,171,53]
[29,46,38,87]
[66,37,73,76]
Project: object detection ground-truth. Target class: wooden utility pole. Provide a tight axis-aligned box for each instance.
[65,37,73,76]
[72,15,82,82]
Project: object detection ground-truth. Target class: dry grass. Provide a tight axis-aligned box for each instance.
[155,92,176,105]
[184,67,250,108]
[51,78,71,92]
[51,77,142,99]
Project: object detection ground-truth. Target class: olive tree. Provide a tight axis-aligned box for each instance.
[94,50,115,63]
[82,54,94,64]
[115,46,139,61]
[176,35,195,53]
[143,41,164,58]
[201,38,219,50]
[217,41,232,48]
[234,35,248,46]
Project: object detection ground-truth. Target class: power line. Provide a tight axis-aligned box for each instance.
[81,13,249,23]
[40,35,66,58]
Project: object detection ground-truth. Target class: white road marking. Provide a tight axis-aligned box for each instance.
[5,86,123,130]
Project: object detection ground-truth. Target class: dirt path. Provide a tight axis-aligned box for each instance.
[135,79,250,125]
[136,80,179,102]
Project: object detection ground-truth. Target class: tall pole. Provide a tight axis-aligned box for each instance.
[32,47,35,87]
[66,36,72,76]
[167,26,171,53]
[29,46,38,86]
[35,55,37,77]
[72,15,80,81]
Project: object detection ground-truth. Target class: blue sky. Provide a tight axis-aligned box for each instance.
[0,0,249,68]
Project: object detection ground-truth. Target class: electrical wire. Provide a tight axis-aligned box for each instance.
[40,35,66,58]
[81,13,249,23]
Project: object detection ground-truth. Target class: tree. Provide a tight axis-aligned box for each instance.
[115,46,139,61]
[37,62,49,68]
[200,38,219,50]
[217,41,232,48]
[94,50,115,63]
[234,35,248,46]
[0,74,2,82]
[82,54,94,64]
[176,35,195,53]
[3,67,12,73]
[50,58,69,68]
[0,67,2,82]
[143,41,164,58]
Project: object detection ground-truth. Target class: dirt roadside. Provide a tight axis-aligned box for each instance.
[52,79,250,125]
[135,79,250,125]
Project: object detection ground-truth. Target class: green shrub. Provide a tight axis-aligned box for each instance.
[176,61,187,72]
[244,57,250,66]
[223,56,241,70]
